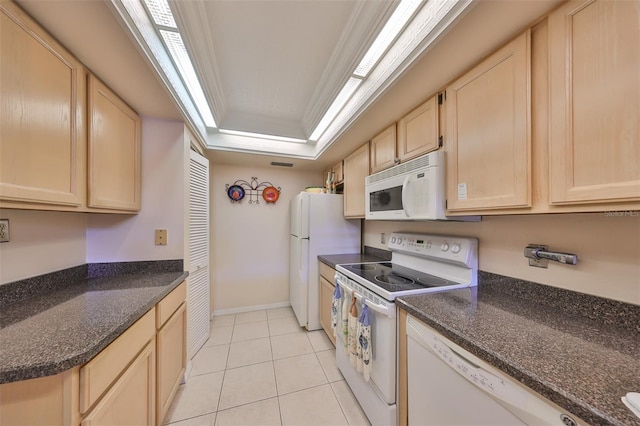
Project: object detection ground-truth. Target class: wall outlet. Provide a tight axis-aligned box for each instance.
[0,219,9,243]
[155,229,167,245]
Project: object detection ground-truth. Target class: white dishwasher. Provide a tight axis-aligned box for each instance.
[406,315,582,426]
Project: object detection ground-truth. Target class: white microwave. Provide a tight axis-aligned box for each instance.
[365,151,479,221]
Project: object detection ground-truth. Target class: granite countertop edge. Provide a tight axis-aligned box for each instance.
[396,280,640,426]
[0,262,188,384]
[396,298,598,422]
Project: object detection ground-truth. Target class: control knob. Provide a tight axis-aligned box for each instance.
[451,243,461,254]
[441,242,449,252]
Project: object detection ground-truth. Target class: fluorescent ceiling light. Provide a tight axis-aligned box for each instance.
[142,0,216,128]
[159,30,216,128]
[354,0,423,77]
[143,0,175,28]
[219,129,307,144]
[309,77,363,141]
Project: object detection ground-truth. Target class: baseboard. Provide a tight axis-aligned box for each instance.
[211,301,291,318]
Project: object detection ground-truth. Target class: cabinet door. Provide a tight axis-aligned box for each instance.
[333,161,344,183]
[446,31,531,211]
[0,2,85,207]
[157,303,187,424]
[88,74,141,211]
[370,124,397,173]
[319,276,336,346]
[397,96,439,163]
[82,341,156,426]
[548,0,640,205]
[343,142,370,218]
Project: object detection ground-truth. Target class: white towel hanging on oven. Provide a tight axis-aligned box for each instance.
[348,295,358,367]
[341,287,350,355]
[331,282,342,338]
[356,317,363,372]
[358,304,372,382]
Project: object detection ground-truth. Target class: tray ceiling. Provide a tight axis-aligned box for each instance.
[110,0,474,158]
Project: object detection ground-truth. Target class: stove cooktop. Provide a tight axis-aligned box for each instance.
[338,262,457,295]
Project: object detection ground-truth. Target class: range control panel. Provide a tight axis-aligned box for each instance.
[388,232,478,268]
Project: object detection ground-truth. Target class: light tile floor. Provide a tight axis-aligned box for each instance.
[165,307,371,426]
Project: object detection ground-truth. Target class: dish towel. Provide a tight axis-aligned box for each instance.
[358,304,372,382]
[349,296,358,367]
[356,314,363,373]
[342,288,350,355]
[331,283,342,338]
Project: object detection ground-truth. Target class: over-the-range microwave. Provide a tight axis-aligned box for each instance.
[365,150,479,221]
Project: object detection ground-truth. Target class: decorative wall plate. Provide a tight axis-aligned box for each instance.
[262,186,280,203]
[227,185,245,201]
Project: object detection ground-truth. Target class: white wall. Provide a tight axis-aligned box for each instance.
[0,210,87,284]
[86,118,187,262]
[364,213,640,305]
[210,163,320,313]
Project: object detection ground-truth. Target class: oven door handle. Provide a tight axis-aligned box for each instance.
[335,278,395,318]
[352,288,396,319]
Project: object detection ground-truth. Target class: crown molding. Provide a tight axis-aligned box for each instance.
[301,0,399,136]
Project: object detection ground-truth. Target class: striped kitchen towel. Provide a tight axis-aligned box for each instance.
[331,282,342,338]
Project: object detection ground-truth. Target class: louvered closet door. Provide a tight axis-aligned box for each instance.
[188,150,210,359]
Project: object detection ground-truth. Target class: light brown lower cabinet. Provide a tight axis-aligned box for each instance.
[81,341,156,426]
[156,303,187,423]
[318,261,337,346]
[0,282,186,426]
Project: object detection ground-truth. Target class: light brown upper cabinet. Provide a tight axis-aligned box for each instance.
[397,95,440,163]
[0,1,86,207]
[445,30,531,212]
[88,74,141,211]
[548,0,640,205]
[343,142,370,218]
[370,124,397,173]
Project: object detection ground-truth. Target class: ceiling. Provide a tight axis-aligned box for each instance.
[15,0,562,171]
[172,0,393,140]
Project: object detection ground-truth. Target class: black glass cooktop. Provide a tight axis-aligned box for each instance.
[340,262,455,293]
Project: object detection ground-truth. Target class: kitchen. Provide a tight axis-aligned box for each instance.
[1,0,639,425]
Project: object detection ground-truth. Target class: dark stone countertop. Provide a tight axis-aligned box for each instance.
[397,271,640,426]
[0,261,188,384]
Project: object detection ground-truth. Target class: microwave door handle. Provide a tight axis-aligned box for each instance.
[401,175,411,218]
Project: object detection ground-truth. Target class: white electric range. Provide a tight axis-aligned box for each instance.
[334,232,478,426]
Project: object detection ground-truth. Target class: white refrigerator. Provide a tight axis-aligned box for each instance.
[290,192,361,330]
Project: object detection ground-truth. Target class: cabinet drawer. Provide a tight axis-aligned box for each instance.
[80,308,155,413]
[156,282,186,329]
[318,262,336,283]
[82,340,155,426]
[157,303,187,424]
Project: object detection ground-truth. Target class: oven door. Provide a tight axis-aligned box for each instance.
[335,277,397,425]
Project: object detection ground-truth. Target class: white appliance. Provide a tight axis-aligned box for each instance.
[365,150,479,221]
[334,232,478,426]
[406,315,581,425]
[289,192,360,331]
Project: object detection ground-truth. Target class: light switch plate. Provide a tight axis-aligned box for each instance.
[155,229,167,245]
[0,219,9,243]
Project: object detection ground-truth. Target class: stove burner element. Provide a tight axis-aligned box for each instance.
[347,264,377,271]
[374,274,414,285]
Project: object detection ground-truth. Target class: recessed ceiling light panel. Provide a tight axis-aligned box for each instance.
[219,129,307,144]
[159,30,216,128]
[353,0,423,77]
[309,77,362,141]
[143,0,176,28]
